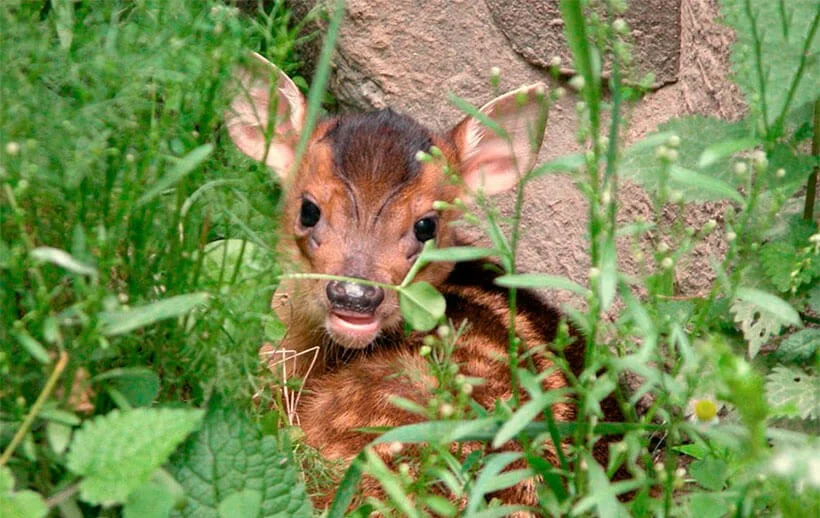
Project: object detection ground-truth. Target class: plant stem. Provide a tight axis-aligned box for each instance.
[0,351,69,466]
[803,100,819,221]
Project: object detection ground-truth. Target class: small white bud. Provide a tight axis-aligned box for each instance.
[661,257,674,269]
[727,231,737,242]
[657,242,669,254]
[613,18,628,33]
[554,87,566,99]
[388,441,403,454]
[490,66,501,78]
[776,168,786,178]
[5,142,20,155]
[439,403,454,418]
[589,267,601,279]
[569,75,585,91]
[550,56,562,68]
[734,162,747,176]
[666,135,681,148]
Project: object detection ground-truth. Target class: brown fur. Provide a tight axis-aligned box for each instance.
[227,54,622,512]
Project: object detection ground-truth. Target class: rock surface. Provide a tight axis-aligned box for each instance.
[282,0,746,308]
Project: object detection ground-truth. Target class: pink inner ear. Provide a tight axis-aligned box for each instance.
[460,135,521,195]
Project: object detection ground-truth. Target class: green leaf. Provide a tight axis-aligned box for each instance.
[218,490,262,518]
[0,467,48,518]
[621,116,750,199]
[736,287,802,326]
[766,366,818,420]
[398,281,446,331]
[668,165,744,204]
[698,137,760,168]
[688,492,731,518]
[810,284,820,312]
[492,391,568,448]
[66,408,203,505]
[774,329,820,363]
[46,421,73,456]
[494,273,588,295]
[689,458,728,491]
[419,246,497,263]
[465,452,523,516]
[94,368,161,407]
[99,293,209,336]
[12,330,50,364]
[168,399,311,518]
[598,238,617,311]
[123,481,175,518]
[137,144,214,207]
[30,247,97,277]
[720,0,820,129]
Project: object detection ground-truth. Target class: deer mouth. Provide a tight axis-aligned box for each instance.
[327,310,381,345]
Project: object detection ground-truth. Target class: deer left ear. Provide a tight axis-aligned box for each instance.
[449,84,548,196]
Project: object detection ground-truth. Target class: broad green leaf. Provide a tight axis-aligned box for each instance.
[94,367,161,407]
[218,490,262,518]
[494,273,588,295]
[99,293,209,336]
[168,399,311,518]
[774,329,820,363]
[766,366,818,420]
[688,492,731,518]
[0,467,47,518]
[137,144,214,207]
[598,238,617,311]
[419,246,497,263]
[30,247,97,277]
[668,165,744,204]
[698,137,760,168]
[398,281,446,331]
[736,287,802,327]
[12,330,50,364]
[66,408,203,506]
[123,481,175,518]
[621,116,750,198]
[46,421,73,455]
[720,0,820,129]
[689,458,728,491]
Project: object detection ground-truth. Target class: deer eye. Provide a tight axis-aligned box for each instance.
[413,216,437,242]
[299,199,321,228]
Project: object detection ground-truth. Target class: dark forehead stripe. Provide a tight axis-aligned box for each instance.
[324,109,433,187]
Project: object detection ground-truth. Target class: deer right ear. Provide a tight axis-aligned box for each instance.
[227,52,306,181]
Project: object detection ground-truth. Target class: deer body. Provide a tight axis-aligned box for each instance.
[228,53,617,508]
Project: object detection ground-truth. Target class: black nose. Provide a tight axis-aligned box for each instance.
[326,281,384,314]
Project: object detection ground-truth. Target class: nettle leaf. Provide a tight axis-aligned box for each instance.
[766,365,818,420]
[720,0,820,128]
[620,116,750,201]
[0,467,47,518]
[689,458,729,491]
[168,400,311,518]
[731,288,802,357]
[66,408,203,505]
[399,281,446,332]
[774,329,820,363]
[761,241,802,292]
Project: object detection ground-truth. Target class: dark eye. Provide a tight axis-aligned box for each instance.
[413,216,437,242]
[299,199,321,227]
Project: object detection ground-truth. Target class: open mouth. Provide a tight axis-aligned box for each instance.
[327,311,381,342]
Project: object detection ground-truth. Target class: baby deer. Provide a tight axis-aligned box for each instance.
[227,53,620,509]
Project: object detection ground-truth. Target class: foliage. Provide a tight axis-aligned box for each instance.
[1,0,818,517]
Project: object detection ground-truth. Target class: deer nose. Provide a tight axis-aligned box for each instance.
[326,281,384,314]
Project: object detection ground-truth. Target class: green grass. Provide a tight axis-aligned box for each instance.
[1,0,818,517]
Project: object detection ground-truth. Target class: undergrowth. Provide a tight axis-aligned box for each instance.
[1,0,818,517]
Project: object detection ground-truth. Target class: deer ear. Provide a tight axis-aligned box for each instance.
[226,52,306,181]
[449,84,547,196]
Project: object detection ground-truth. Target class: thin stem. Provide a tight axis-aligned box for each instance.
[0,351,69,466]
[745,0,770,132]
[803,100,819,221]
[773,8,820,137]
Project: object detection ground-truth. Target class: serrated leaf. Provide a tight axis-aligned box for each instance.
[689,458,728,491]
[66,408,203,505]
[730,298,783,358]
[766,366,818,420]
[494,273,587,295]
[168,399,311,518]
[30,247,97,277]
[99,293,209,336]
[398,281,446,331]
[736,287,802,326]
[774,329,820,363]
[138,144,214,207]
[761,241,801,292]
[720,0,820,129]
